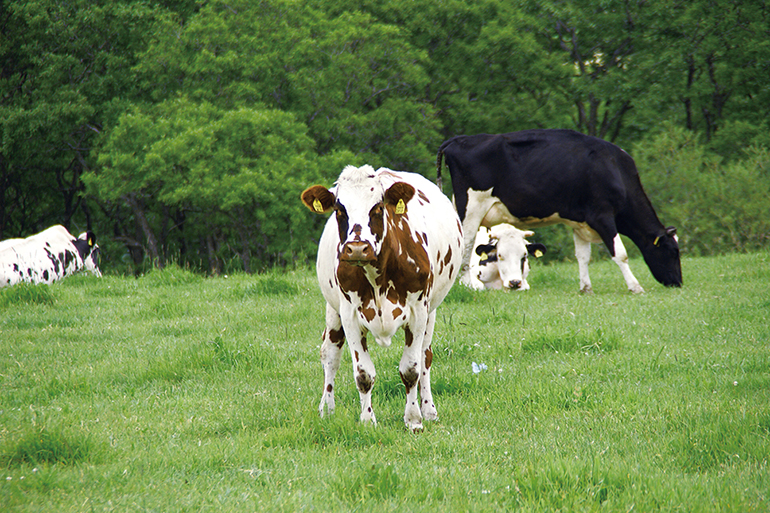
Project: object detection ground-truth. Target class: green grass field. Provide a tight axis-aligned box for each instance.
[1,252,768,511]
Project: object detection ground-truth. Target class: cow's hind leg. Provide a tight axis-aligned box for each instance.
[401,310,430,431]
[419,311,438,422]
[573,231,594,294]
[319,304,345,417]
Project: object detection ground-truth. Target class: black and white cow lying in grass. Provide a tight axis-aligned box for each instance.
[0,225,101,287]
[468,224,546,291]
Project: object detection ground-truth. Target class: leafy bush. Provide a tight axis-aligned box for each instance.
[634,125,770,255]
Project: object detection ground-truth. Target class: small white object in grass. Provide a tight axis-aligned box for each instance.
[472,362,488,374]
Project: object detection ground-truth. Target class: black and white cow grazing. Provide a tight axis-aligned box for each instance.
[302,164,463,431]
[469,225,546,291]
[0,225,101,287]
[437,129,682,294]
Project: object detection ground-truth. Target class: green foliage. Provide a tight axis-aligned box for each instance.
[2,0,769,271]
[634,125,770,255]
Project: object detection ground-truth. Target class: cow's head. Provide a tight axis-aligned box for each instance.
[645,226,682,287]
[480,224,546,291]
[301,165,415,266]
[78,232,102,277]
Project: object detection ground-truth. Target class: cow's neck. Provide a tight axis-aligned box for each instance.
[617,192,665,250]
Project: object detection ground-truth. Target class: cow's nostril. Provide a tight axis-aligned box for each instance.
[510,280,521,289]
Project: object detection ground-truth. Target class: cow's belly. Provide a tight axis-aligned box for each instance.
[357,298,409,347]
[469,188,602,243]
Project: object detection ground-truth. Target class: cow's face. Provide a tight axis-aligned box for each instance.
[646,226,682,287]
[485,225,546,290]
[301,165,415,266]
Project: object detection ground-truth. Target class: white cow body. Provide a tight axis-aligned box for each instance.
[302,165,463,431]
[467,227,502,290]
[0,225,101,287]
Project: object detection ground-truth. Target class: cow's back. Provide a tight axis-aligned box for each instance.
[442,129,630,222]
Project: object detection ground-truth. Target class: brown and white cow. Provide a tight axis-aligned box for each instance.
[302,165,463,431]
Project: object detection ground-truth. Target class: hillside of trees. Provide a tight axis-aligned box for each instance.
[2,0,768,274]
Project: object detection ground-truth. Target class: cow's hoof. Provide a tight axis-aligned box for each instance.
[359,412,377,426]
[406,421,424,433]
[421,404,438,421]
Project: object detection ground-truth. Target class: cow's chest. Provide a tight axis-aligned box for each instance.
[337,263,428,347]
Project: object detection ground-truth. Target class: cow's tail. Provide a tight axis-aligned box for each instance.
[436,139,453,192]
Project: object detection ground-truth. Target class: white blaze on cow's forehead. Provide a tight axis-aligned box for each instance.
[334,165,385,209]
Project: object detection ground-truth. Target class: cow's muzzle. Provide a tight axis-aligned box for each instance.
[339,241,376,265]
[506,280,522,290]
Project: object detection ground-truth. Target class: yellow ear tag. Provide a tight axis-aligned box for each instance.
[480,252,488,261]
[534,250,543,258]
[395,199,406,215]
[653,236,660,246]
[313,198,324,213]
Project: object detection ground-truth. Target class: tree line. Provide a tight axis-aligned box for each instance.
[2,0,768,274]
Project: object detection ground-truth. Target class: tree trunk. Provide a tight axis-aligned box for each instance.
[125,193,163,268]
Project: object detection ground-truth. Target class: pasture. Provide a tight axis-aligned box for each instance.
[1,252,769,511]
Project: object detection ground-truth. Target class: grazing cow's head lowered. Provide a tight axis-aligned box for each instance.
[301,165,416,266]
[643,226,681,287]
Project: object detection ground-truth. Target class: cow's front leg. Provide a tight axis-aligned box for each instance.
[342,311,377,425]
[609,234,644,294]
[401,311,429,431]
[319,304,345,417]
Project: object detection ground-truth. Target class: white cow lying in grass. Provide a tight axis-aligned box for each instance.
[0,225,101,287]
[468,224,546,291]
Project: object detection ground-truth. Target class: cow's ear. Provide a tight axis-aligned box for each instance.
[301,185,335,214]
[384,182,415,214]
[527,243,547,258]
[86,232,97,248]
[475,243,496,256]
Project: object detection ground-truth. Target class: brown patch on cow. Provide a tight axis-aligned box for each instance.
[425,346,433,370]
[418,190,430,204]
[404,327,414,347]
[386,285,401,305]
[329,327,345,348]
[327,384,333,393]
[359,329,369,352]
[443,246,453,266]
[361,304,376,322]
[399,365,419,394]
[392,307,403,320]
[356,369,374,393]
[354,350,360,362]
[368,203,384,242]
